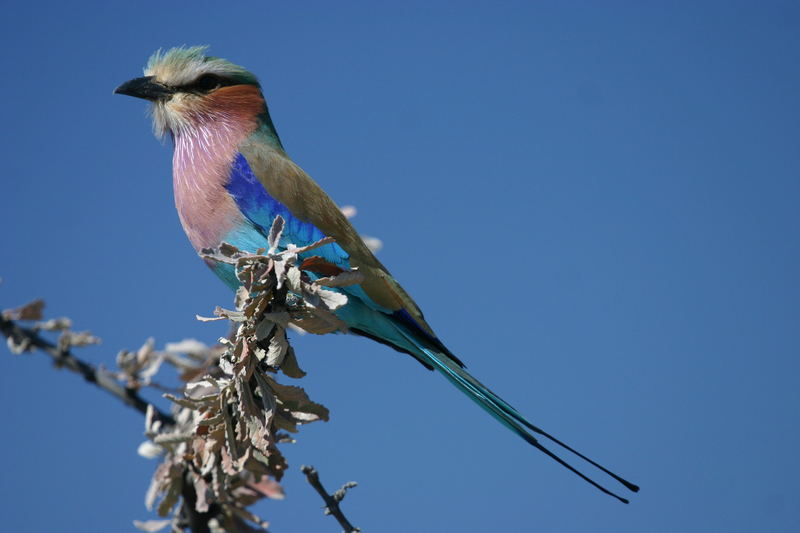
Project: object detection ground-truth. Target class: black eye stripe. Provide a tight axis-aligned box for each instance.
[179,73,239,93]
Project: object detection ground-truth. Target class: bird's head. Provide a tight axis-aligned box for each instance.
[115,46,265,138]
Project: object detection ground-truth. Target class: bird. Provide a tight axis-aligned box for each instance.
[115,46,639,503]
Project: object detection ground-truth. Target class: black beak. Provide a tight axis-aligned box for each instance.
[114,76,174,101]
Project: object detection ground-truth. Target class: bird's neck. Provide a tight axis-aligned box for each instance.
[171,85,280,251]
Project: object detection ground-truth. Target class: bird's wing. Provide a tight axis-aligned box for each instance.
[233,137,440,341]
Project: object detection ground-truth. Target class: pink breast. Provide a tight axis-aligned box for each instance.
[169,85,264,252]
[172,122,249,251]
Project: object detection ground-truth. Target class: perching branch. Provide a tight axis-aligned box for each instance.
[301,465,360,533]
[180,470,216,533]
[3,218,365,533]
[0,313,175,425]
[3,303,359,533]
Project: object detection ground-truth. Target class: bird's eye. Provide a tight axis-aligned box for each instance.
[191,74,223,93]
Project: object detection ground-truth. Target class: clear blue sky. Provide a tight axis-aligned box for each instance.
[1,1,798,532]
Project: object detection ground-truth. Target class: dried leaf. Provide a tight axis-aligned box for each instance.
[193,474,210,513]
[153,433,193,445]
[138,441,163,459]
[200,247,239,265]
[279,346,306,378]
[35,317,71,331]
[253,372,277,417]
[283,236,336,257]
[117,338,164,385]
[285,266,302,293]
[164,339,209,356]
[2,299,44,320]
[144,404,162,437]
[185,379,223,401]
[146,461,172,511]
[221,394,240,464]
[220,441,237,476]
[362,235,383,253]
[235,286,251,311]
[156,469,183,516]
[214,307,246,322]
[133,519,171,532]
[247,476,285,500]
[300,256,345,277]
[314,269,365,288]
[340,205,357,219]
[265,329,288,368]
[219,242,241,257]
[269,378,330,422]
[6,335,31,354]
[196,314,226,322]
[272,257,289,289]
[267,215,285,254]
[235,378,272,454]
[58,330,100,350]
[222,510,271,533]
[317,288,347,310]
[289,311,346,335]
[261,311,290,327]
[254,319,275,343]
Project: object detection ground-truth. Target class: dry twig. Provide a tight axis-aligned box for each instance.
[301,466,360,533]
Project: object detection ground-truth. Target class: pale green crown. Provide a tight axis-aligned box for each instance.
[144,46,259,87]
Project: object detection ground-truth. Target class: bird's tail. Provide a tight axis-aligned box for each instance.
[394,326,640,503]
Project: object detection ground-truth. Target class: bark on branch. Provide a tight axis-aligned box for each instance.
[0,315,175,425]
[301,465,360,533]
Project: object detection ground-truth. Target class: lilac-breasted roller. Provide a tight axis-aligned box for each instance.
[115,46,638,503]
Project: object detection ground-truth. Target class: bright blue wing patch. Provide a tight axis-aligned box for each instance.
[225,153,349,266]
[220,152,394,314]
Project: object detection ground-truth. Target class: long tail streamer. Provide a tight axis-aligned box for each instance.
[396,327,639,503]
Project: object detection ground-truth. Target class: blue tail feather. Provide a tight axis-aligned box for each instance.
[392,323,639,503]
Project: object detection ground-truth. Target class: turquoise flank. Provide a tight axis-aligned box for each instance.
[211,261,240,291]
